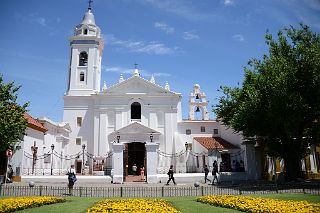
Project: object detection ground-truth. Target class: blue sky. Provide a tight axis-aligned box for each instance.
[1,0,320,121]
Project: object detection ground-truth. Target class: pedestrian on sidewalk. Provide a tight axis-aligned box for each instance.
[204,165,211,183]
[212,160,219,185]
[140,166,145,180]
[132,163,137,176]
[67,165,77,195]
[166,165,176,185]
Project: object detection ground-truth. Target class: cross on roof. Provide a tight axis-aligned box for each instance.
[88,0,93,10]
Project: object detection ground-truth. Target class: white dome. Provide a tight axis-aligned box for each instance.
[81,9,96,26]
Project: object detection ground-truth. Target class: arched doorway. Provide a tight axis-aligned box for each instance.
[123,142,146,182]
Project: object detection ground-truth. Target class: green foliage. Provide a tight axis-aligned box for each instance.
[0,74,28,152]
[214,24,320,179]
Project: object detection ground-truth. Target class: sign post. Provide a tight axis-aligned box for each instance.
[4,149,13,186]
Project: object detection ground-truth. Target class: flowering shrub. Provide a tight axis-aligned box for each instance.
[0,196,66,213]
[197,195,320,213]
[87,198,181,213]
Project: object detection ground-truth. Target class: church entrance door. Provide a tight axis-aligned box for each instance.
[76,161,82,174]
[124,142,146,182]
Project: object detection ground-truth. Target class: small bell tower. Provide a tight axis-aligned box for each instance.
[66,1,104,96]
[188,84,209,120]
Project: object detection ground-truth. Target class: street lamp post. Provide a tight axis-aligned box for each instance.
[82,144,86,175]
[50,144,55,175]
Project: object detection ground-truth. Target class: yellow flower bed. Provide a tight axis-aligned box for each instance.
[197,195,320,213]
[87,198,181,213]
[0,196,66,213]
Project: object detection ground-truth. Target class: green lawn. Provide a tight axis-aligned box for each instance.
[9,193,320,213]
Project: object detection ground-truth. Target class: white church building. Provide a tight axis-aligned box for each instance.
[10,5,268,184]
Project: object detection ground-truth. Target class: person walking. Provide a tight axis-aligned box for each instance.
[140,166,145,180]
[166,165,176,185]
[67,165,77,195]
[132,163,137,176]
[204,165,211,183]
[6,165,13,183]
[212,160,219,185]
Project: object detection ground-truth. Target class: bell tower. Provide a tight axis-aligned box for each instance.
[188,84,209,120]
[66,2,104,96]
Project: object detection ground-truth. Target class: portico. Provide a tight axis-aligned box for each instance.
[110,122,160,183]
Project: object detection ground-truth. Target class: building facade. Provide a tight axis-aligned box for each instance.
[62,6,252,184]
[10,5,319,183]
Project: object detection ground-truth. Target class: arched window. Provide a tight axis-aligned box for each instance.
[84,29,88,35]
[80,72,85,82]
[131,102,141,120]
[79,52,88,66]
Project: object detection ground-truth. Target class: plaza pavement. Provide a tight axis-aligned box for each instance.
[4,172,216,187]
[11,174,209,187]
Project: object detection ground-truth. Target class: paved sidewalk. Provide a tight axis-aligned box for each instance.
[9,180,198,187]
[7,173,210,187]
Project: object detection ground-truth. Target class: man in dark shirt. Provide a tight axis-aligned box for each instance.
[166,165,176,185]
[204,165,211,183]
[212,160,219,185]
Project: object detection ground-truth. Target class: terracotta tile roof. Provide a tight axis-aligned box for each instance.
[24,113,48,133]
[194,137,239,150]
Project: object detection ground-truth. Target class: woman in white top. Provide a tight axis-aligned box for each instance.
[67,165,76,195]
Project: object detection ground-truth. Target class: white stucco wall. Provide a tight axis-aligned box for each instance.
[219,123,243,146]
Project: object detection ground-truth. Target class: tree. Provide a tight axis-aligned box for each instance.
[214,24,320,180]
[0,74,28,153]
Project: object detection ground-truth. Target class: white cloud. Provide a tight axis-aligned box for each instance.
[182,31,199,40]
[232,34,245,42]
[104,34,179,55]
[139,0,217,21]
[2,50,66,64]
[103,66,171,77]
[103,66,132,74]
[35,17,47,26]
[14,12,64,36]
[154,22,175,34]
[281,0,320,30]
[223,0,235,6]
[154,72,171,77]
[26,13,47,27]
[14,12,48,27]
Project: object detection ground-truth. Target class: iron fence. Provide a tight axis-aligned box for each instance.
[0,184,319,198]
[22,168,68,176]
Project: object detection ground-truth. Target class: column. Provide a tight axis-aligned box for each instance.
[243,141,257,180]
[310,145,318,173]
[164,112,173,167]
[93,110,100,154]
[146,142,159,184]
[99,112,107,156]
[112,143,124,184]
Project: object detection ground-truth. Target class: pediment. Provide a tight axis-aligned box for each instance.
[104,76,179,95]
[110,122,160,136]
